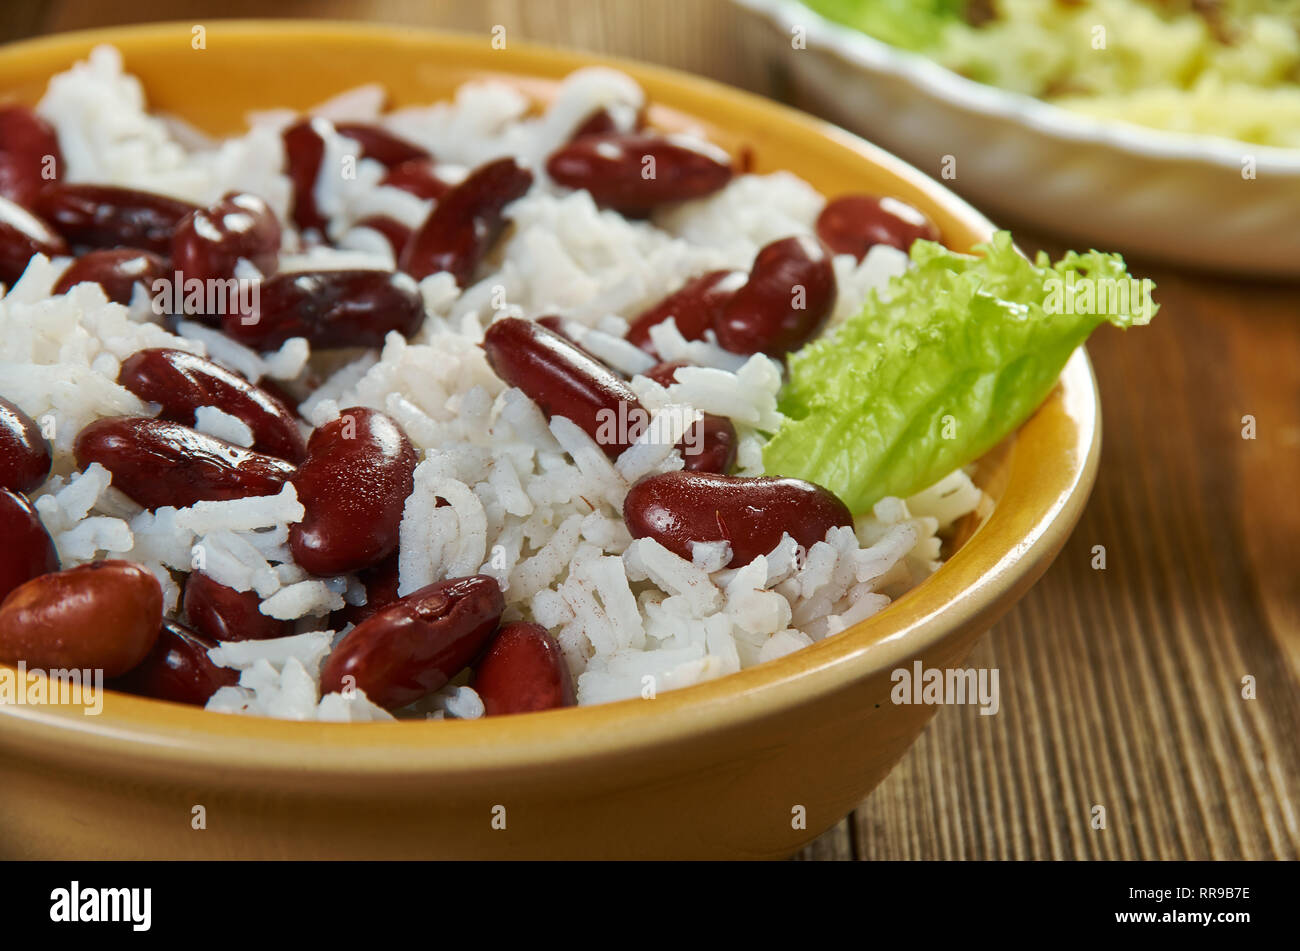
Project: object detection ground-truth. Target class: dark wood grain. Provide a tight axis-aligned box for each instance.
[856,256,1300,860]
[0,0,48,45]
[15,0,1299,860]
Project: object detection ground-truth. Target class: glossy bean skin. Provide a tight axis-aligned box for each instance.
[0,105,62,210]
[623,470,852,568]
[353,215,413,258]
[289,408,416,576]
[34,184,199,255]
[253,378,304,425]
[625,269,745,352]
[713,236,836,358]
[182,570,289,643]
[110,619,237,705]
[482,317,646,459]
[282,117,331,232]
[399,157,533,285]
[535,315,604,363]
[535,314,577,341]
[642,361,737,474]
[678,414,737,474]
[118,348,307,463]
[473,622,575,716]
[319,575,505,710]
[0,396,52,493]
[221,269,424,351]
[330,551,401,629]
[380,159,454,201]
[0,488,59,604]
[52,248,167,305]
[816,194,940,259]
[0,560,162,677]
[546,133,733,215]
[0,195,67,286]
[171,192,281,284]
[335,123,430,167]
[74,417,296,510]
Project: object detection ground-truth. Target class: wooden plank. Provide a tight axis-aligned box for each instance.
[848,250,1300,860]
[0,0,50,46]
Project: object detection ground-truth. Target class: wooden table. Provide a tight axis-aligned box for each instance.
[9,0,1298,860]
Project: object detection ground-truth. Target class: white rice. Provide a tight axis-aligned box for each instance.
[0,47,986,720]
[193,405,254,447]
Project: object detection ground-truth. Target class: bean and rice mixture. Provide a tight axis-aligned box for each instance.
[0,46,986,721]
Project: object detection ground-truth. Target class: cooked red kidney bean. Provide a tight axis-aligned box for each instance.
[713,236,836,358]
[52,248,167,305]
[679,414,737,474]
[0,396,52,493]
[399,157,533,285]
[118,348,306,463]
[289,407,416,576]
[815,194,940,259]
[535,314,576,341]
[642,360,689,389]
[569,104,645,142]
[34,184,198,255]
[623,470,852,567]
[534,314,606,363]
[0,105,62,210]
[625,269,746,352]
[483,317,645,459]
[642,361,737,474]
[183,570,288,643]
[319,574,504,709]
[331,551,401,629]
[546,133,733,215]
[253,377,303,423]
[570,109,619,141]
[473,621,575,715]
[334,123,430,167]
[171,192,281,285]
[380,158,454,201]
[0,560,162,677]
[282,117,331,232]
[111,618,237,705]
[74,417,296,510]
[0,195,67,285]
[353,215,412,258]
[0,488,58,604]
[221,268,423,350]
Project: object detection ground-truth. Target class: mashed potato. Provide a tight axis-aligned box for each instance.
[807,0,1300,147]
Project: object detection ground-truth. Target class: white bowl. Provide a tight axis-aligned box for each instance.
[736,0,1300,277]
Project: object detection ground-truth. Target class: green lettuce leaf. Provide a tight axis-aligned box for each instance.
[762,232,1154,514]
[802,0,964,51]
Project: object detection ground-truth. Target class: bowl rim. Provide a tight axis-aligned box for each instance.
[0,20,1101,778]
[735,0,1300,172]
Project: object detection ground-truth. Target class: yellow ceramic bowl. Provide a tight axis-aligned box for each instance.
[0,21,1100,860]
